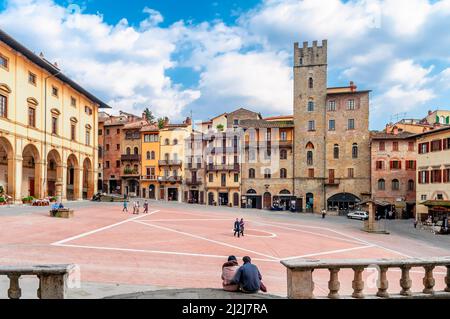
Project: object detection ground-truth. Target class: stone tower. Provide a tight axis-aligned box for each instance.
[293,40,328,212]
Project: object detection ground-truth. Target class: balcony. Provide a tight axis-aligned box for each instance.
[325,178,340,186]
[121,154,140,162]
[122,168,140,177]
[278,140,293,148]
[185,178,203,186]
[159,176,182,183]
[206,164,240,172]
[141,175,158,181]
[158,160,182,166]
[185,163,204,170]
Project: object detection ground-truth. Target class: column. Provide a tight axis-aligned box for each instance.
[76,167,83,200]
[13,156,23,204]
[60,163,67,202]
[37,160,45,199]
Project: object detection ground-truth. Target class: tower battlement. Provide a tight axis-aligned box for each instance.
[294,40,327,67]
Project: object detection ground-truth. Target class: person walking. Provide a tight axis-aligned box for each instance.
[321,209,327,219]
[414,219,418,229]
[123,199,128,213]
[239,218,245,237]
[233,218,241,238]
[135,201,140,215]
[143,200,149,214]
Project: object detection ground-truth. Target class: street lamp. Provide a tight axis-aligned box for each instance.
[43,70,62,201]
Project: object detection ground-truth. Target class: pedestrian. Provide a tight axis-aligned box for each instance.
[122,199,128,213]
[414,219,418,229]
[143,200,149,214]
[231,256,267,293]
[321,209,327,219]
[135,201,140,214]
[240,218,245,237]
[233,218,241,238]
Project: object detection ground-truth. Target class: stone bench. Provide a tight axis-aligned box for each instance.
[50,209,74,219]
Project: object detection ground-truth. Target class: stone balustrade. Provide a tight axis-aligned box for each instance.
[0,264,75,299]
[281,258,450,299]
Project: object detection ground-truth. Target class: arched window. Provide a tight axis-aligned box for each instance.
[352,143,358,159]
[247,189,257,194]
[392,179,400,191]
[249,169,256,179]
[307,151,313,166]
[165,138,170,145]
[280,149,288,160]
[264,168,271,179]
[173,139,178,145]
[306,142,314,150]
[378,179,385,190]
[126,147,131,155]
[334,144,339,159]
[151,151,156,160]
[307,100,314,112]
[146,151,150,160]
[308,77,313,89]
[280,168,287,179]
[134,147,139,155]
[165,153,169,161]
[408,180,415,191]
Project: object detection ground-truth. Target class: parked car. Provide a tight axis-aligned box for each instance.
[347,211,369,221]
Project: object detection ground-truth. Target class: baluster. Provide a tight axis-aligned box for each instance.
[328,268,340,299]
[423,265,435,294]
[7,274,22,299]
[376,267,389,298]
[400,266,412,296]
[445,266,450,293]
[352,267,365,299]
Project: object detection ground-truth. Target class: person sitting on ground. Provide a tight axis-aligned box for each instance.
[221,256,240,292]
[58,202,64,209]
[231,256,266,294]
[51,202,59,212]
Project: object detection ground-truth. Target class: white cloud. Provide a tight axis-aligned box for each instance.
[198,51,292,114]
[0,0,199,119]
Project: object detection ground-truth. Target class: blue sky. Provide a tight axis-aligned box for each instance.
[1,0,450,130]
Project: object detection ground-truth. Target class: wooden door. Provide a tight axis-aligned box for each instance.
[29,178,35,197]
[263,192,271,210]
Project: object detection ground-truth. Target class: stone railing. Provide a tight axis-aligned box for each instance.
[281,258,450,299]
[0,264,75,299]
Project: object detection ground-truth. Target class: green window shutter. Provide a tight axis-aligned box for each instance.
[436,115,439,124]
[446,116,450,124]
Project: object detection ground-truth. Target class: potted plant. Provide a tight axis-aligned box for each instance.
[0,196,6,206]
[50,196,57,203]
[22,196,34,204]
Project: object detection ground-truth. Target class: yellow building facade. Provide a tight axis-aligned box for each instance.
[158,120,192,202]
[0,29,108,203]
[141,124,160,199]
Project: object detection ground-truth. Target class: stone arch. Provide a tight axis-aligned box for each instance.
[0,136,14,197]
[66,154,80,201]
[46,149,63,199]
[280,189,291,195]
[306,142,314,149]
[22,143,42,199]
[82,157,94,200]
[0,83,12,94]
[247,189,257,194]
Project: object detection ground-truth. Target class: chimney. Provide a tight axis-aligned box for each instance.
[393,126,399,135]
[428,110,433,116]
[185,117,192,125]
[350,81,357,92]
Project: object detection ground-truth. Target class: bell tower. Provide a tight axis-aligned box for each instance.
[293,40,328,212]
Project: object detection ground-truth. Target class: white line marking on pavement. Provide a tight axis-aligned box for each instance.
[51,210,160,246]
[245,229,277,238]
[254,221,364,245]
[55,243,278,263]
[139,218,231,222]
[133,220,280,261]
[282,245,376,261]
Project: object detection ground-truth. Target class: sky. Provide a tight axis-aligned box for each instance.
[1,0,450,130]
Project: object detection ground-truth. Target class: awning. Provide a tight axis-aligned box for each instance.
[359,199,392,207]
[422,200,450,208]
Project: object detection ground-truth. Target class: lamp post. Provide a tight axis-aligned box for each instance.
[43,70,62,202]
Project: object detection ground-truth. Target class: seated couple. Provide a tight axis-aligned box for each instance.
[221,256,267,293]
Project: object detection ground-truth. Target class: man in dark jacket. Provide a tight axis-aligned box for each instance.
[233,218,241,238]
[231,256,262,293]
